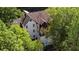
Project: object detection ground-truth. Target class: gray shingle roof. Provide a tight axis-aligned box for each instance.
[26,11,50,25]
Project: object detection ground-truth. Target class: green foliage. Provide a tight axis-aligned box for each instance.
[28,40,43,51]
[0,20,24,51]
[0,7,43,51]
[9,24,43,51]
[0,7,22,23]
[46,8,79,50]
[0,20,43,51]
[9,24,32,51]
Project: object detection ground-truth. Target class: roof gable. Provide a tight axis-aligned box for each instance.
[26,11,50,25]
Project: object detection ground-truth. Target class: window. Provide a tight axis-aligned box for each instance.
[33,29,35,32]
[33,24,35,27]
[35,37,38,39]
[33,35,35,38]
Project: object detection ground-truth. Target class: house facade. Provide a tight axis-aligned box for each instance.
[13,10,52,46]
[23,18,40,40]
[21,10,50,40]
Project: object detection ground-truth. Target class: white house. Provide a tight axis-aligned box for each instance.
[21,11,50,40]
[24,19,40,39]
[13,10,53,46]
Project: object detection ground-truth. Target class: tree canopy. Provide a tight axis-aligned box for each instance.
[0,7,22,23]
[0,7,44,51]
[46,8,79,50]
[0,20,43,51]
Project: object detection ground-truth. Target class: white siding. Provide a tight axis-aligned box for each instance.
[24,20,40,39]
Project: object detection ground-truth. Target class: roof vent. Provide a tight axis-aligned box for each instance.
[23,10,29,13]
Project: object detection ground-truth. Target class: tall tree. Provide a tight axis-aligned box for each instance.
[0,7,22,23]
[46,8,79,50]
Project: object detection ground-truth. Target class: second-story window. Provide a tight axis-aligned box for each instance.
[33,29,35,32]
[33,24,35,27]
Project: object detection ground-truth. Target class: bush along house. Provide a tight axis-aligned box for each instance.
[13,10,52,46]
